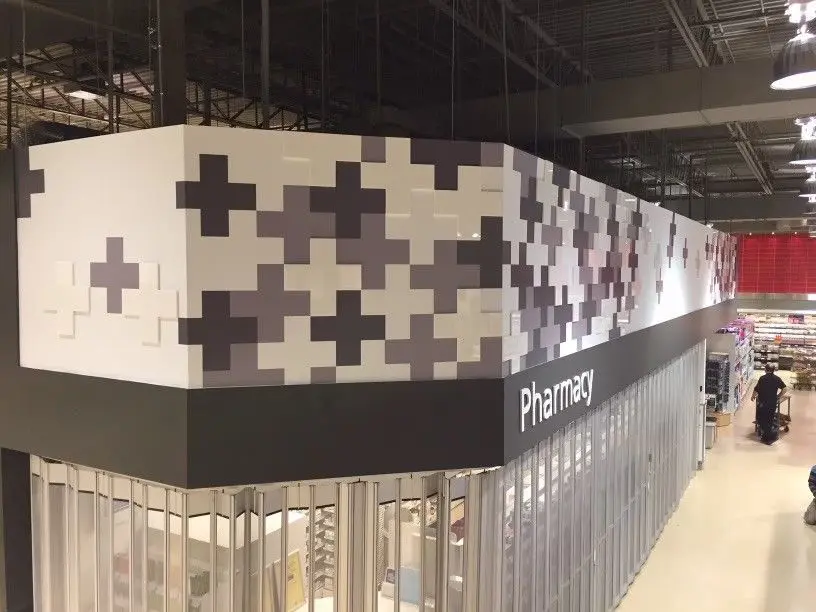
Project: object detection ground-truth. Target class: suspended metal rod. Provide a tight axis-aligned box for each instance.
[427,0,556,88]
[261,0,270,128]
[498,0,591,80]
[5,18,11,148]
[376,0,383,126]
[321,0,328,128]
[106,0,115,133]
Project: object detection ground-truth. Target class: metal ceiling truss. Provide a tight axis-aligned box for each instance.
[662,0,774,195]
[0,41,325,148]
[425,0,591,90]
[587,131,705,201]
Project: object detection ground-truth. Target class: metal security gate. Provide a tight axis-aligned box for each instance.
[30,343,705,612]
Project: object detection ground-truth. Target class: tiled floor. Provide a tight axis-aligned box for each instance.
[617,379,816,612]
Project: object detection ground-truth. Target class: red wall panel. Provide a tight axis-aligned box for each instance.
[737,234,815,294]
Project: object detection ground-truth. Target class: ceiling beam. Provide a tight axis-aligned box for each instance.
[661,0,773,195]
[497,0,590,80]
[663,193,809,222]
[425,0,557,88]
[411,57,816,145]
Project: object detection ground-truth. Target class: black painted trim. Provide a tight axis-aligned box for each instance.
[186,379,504,489]
[502,299,736,462]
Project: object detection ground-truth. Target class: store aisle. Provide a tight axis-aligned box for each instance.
[617,386,816,612]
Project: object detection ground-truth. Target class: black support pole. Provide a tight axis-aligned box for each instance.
[154,0,187,127]
[5,12,12,148]
[203,83,212,126]
[0,449,32,612]
[107,0,115,133]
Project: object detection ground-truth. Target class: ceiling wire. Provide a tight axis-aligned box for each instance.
[501,0,510,144]
[534,0,540,157]
[450,0,456,139]
[156,0,164,126]
[550,0,557,161]
[375,0,381,126]
[147,0,152,118]
[240,0,246,99]
[321,0,327,128]
[94,0,100,128]
[20,0,27,146]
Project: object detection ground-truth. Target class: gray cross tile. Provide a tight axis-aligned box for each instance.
[335,214,410,289]
[410,241,480,313]
[551,163,571,189]
[481,142,504,168]
[202,344,285,388]
[361,136,386,163]
[230,264,310,342]
[14,146,44,219]
[257,185,335,263]
[90,237,140,314]
[310,366,337,384]
[457,337,503,379]
[309,161,386,238]
[385,314,457,380]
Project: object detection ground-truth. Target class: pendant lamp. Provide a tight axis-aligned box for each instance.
[799,173,816,198]
[791,117,816,165]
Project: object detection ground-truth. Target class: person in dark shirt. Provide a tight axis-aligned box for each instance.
[751,364,787,445]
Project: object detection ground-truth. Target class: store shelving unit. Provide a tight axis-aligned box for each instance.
[309,506,336,597]
[707,319,754,413]
[740,309,816,372]
[705,352,730,412]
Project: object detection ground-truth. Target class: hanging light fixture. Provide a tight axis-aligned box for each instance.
[791,117,816,165]
[787,1,816,24]
[799,170,816,200]
[772,3,816,90]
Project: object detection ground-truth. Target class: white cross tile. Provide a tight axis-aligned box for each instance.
[360,137,435,194]
[361,265,434,339]
[285,239,361,316]
[257,316,336,384]
[435,299,502,362]
[186,210,283,316]
[44,261,90,338]
[434,166,504,238]
[335,340,409,383]
[122,262,179,346]
[385,189,459,264]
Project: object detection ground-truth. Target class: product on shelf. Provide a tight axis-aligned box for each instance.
[705,352,730,412]
[708,318,755,412]
[740,309,816,372]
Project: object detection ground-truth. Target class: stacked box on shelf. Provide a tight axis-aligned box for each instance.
[705,352,730,412]
[754,344,780,370]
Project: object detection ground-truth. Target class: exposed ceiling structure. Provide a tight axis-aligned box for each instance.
[0,0,811,231]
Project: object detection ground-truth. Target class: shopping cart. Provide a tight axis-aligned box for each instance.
[754,396,792,438]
